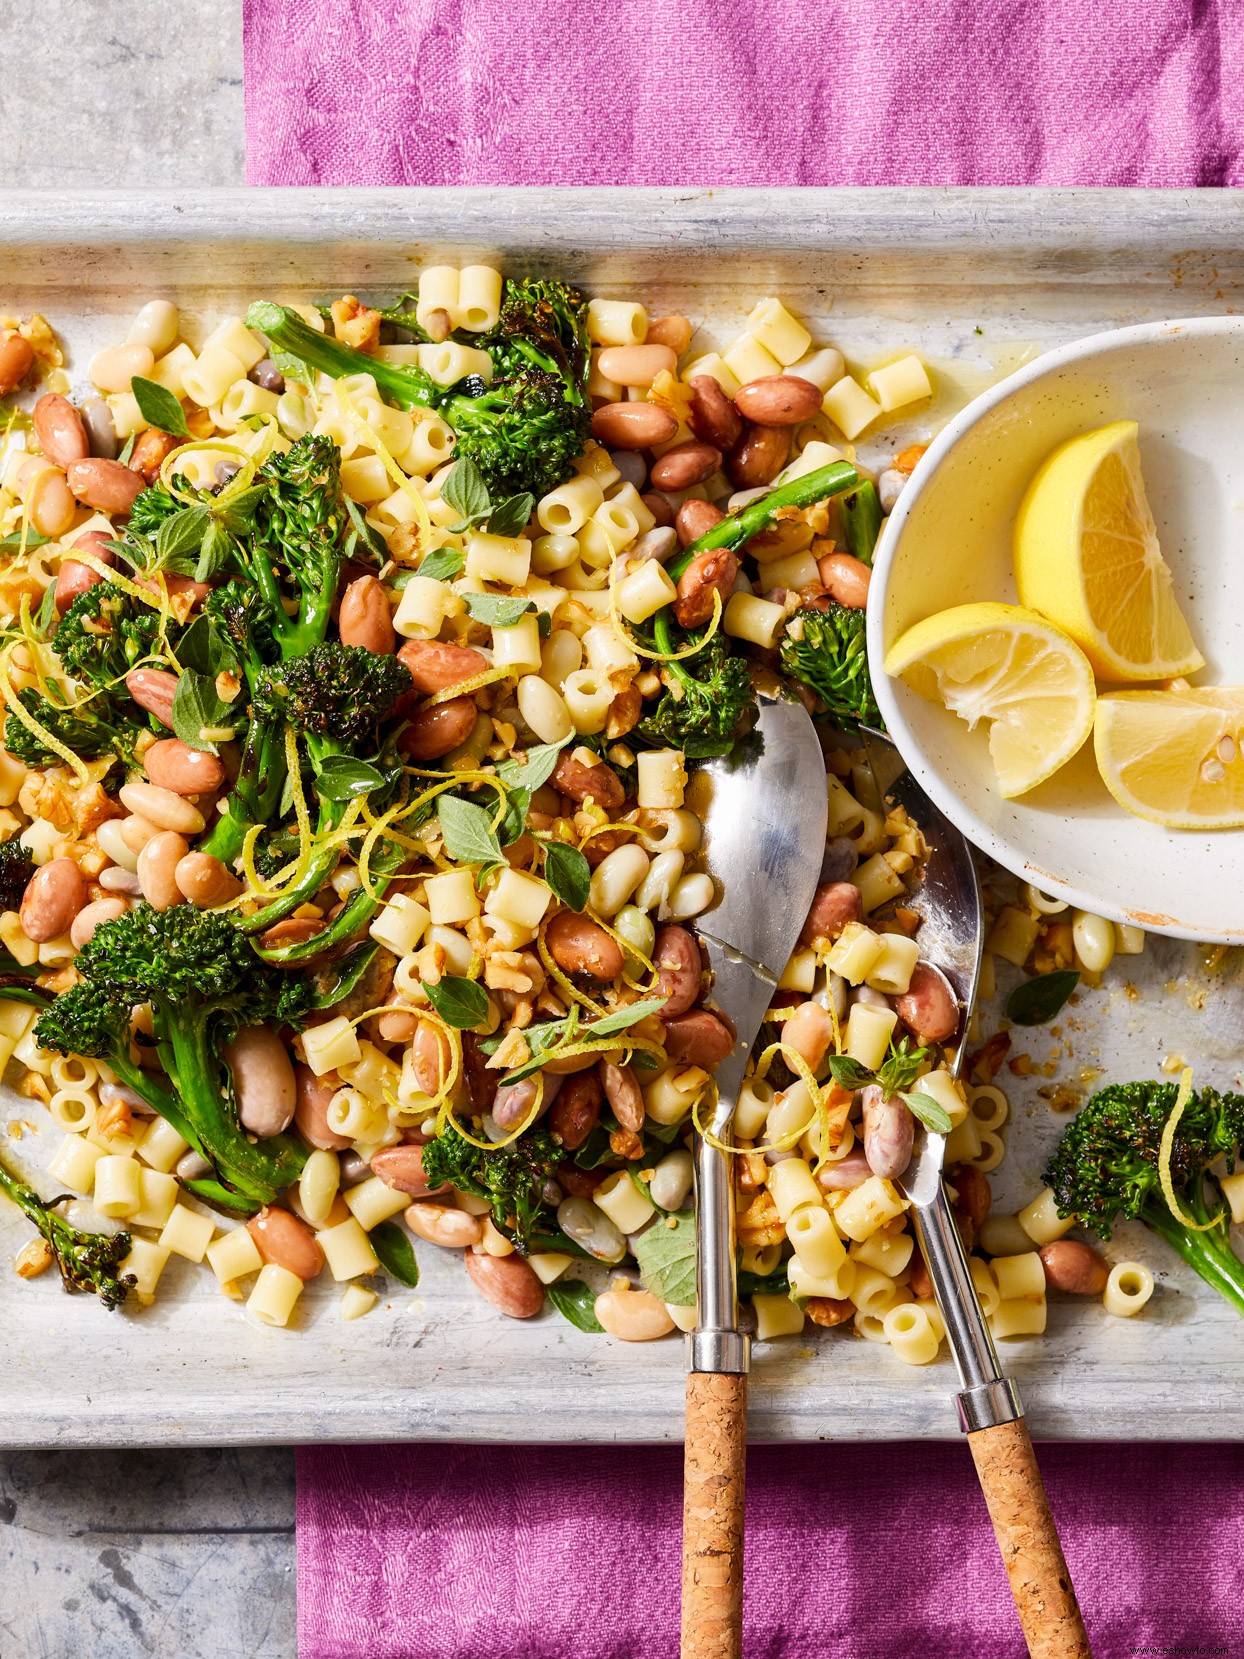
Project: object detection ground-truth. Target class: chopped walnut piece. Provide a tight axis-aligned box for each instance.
[330,295,381,353]
[805,1296,853,1328]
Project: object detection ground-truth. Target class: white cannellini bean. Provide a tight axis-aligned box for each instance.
[587,845,649,917]
[1072,910,1114,975]
[119,781,206,836]
[663,872,715,922]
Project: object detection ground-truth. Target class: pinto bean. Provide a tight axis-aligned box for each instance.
[910,1251,932,1300]
[338,575,396,655]
[225,1025,297,1137]
[0,333,34,395]
[137,830,189,911]
[20,858,86,943]
[727,421,791,489]
[545,912,625,981]
[370,1144,449,1197]
[818,551,872,609]
[596,344,678,386]
[294,1064,351,1151]
[663,1010,734,1067]
[641,491,674,527]
[174,851,242,909]
[949,1163,992,1233]
[33,394,89,469]
[687,375,742,452]
[861,1085,915,1179]
[142,738,225,796]
[397,638,488,694]
[547,1071,602,1150]
[399,696,477,761]
[896,962,960,1045]
[648,440,721,492]
[674,547,738,629]
[653,924,701,1019]
[492,1072,562,1132]
[69,896,127,950]
[800,880,862,947]
[1038,1239,1109,1296]
[404,1201,482,1248]
[247,1206,324,1280]
[734,375,822,426]
[600,1059,645,1132]
[550,751,624,810]
[260,917,325,952]
[814,1146,872,1193]
[589,402,678,450]
[125,668,179,729]
[781,1001,835,1072]
[675,500,726,548]
[465,1249,545,1318]
[65,457,145,515]
[411,1019,452,1095]
[128,426,183,485]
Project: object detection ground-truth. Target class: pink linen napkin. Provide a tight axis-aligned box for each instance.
[243,0,1244,187]
[297,1439,1244,1658]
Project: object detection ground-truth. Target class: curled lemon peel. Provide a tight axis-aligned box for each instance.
[693,1042,847,1171]
[536,914,605,1019]
[331,379,433,560]
[442,1074,548,1152]
[1159,1066,1221,1232]
[69,548,178,625]
[424,665,512,707]
[607,558,723,662]
[0,637,90,781]
[157,427,276,508]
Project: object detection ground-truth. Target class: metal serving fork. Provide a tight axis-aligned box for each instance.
[862,730,1091,1659]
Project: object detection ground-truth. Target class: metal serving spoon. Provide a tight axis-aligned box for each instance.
[680,682,829,1659]
[862,730,1091,1659]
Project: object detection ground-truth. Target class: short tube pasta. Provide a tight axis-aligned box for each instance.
[1104,1262,1154,1318]
[884,1303,940,1365]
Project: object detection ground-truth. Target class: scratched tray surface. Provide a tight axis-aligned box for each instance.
[2,189,1243,1447]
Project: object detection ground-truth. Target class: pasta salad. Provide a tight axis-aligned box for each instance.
[0,275,1151,1359]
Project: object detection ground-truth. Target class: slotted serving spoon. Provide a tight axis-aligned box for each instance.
[862,729,1091,1659]
[680,682,829,1659]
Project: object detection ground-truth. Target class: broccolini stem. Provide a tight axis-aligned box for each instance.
[665,460,859,582]
[1141,1197,1244,1319]
[238,792,351,935]
[842,481,882,568]
[246,303,440,414]
[255,841,406,964]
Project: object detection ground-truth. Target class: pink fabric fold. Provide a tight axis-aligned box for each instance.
[244,0,1244,187]
[297,1440,1244,1658]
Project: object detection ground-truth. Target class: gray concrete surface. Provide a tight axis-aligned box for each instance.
[0,6,287,1656]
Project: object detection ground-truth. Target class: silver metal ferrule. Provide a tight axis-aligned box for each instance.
[957,1377,1024,1434]
[688,1053,752,1377]
[687,1330,751,1375]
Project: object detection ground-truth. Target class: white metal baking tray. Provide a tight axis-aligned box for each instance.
[1,188,1242,1447]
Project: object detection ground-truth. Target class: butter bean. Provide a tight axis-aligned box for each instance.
[557,1195,626,1262]
[595,1286,676,1341]
[137,830,190,911]
[404,1201,482,1249]
[464,1249,544,1317]
[648,440,721,492]
[545,913,625,981]
[81,396,119,460]
[70,896,127,950]
[649,1147,694,1211]
[125,668,179,729]
[88,342,155,394]
[119,814,161,855]
[294,1063,351,1151]
[595,344,677,387]
[98,866,143,897]
[653,925,701,1019]
[590,402,679,450]
[782,1001,835,1072]
[687,375,743,452]
[370,1144,450,1196]
[225,1025,297,1137]
[818,551,871,609]
[675,499,726,548]
[142,738,225,797]
[339,575,396,655]
[173,851,241,909]
[119,780,206,835]
[727,421,791,489]
[663,1010,734,1067]
[66,457,145,515]
[0,333,34,395]
[734,375,822,426]
[674,547,738,629]
[20,858,86,943]
[248,1206,324,1281]
[127,300,179,355]
[398,696,477,761]
[33,394,89,469]
[397,638,487,694]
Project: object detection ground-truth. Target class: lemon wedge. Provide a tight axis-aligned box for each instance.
[1094,688,1244,827]
[1013,419,1203,681]
[884,602,1096,798]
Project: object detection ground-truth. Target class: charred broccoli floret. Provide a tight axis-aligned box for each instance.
[0,1150,134,1308]
[779,602,880,730]
[53,583,172,690]
[636,633,754,759]
[252,642,412,748]
[0,841,32,913]
[420,1124,563,1253]
[4,683,145,771]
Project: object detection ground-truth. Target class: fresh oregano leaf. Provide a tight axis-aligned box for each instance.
[496,786,531,846]
[315,756,388,802]
[343,496,388,565]
[875,1038,932,1097]
[486,492,535,538]
[441,457,491,524]
[0,528,51,553]
[437,794,503,870]
[417,546,465,583]
[176,612,237,678]
[547,1278,604,1333]
[543,841,591,912]
[634,1210,696,1306]
[901,1088,953,1136]
[588,998,668,1038]
[824,1054,877,1091]
[422,975,489,1029]
[171,670,230,754]
[129,375,190,437]
[369,1221,420,1288]
[116,432,137,466]
[462,592,534,629]
[496,738,568,796]
[1006,969,1080,1026]
[195,518,235,583]
[155,504,211,571]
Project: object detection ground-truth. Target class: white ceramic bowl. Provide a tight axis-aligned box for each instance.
[868,315,1244,942]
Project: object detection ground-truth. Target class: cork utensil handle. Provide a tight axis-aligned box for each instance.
[681,1371,747,1659]
[968,1417,1091,1658]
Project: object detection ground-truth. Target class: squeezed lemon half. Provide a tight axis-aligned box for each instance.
[1094,688,1244,828]
[1013,419,1203,682]
[884,601,1096,799]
